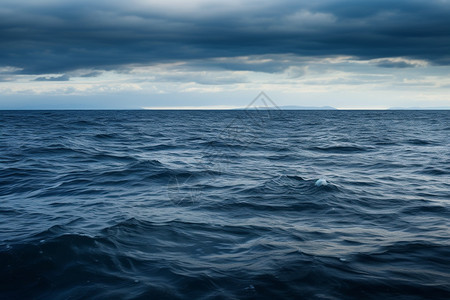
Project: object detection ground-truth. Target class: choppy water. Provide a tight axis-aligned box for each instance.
[1,110,449,299]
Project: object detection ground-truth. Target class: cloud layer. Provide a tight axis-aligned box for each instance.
[1,0,450,75]
[1,0,450,109]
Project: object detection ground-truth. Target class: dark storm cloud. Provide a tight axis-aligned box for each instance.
[0,0,449,75]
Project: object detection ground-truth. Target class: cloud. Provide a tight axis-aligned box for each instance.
[34,74,70,81]
[0,66,23,74]
[0,0,449,75]
[371,57,429,68]
[79,71,103,78]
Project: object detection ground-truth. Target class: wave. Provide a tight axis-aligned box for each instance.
[405,138,435,146]
[418,166,449,176]
[2,110,450,299]
[2,221,450,299]
[308,145,371,153]
[94,133,117,139]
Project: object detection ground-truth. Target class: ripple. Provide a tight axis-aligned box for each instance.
[1,110,449,299]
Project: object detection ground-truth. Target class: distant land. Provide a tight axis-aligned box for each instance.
[388,107,450,110]
[143,106,338,110]
[239,105,450,110]
[272,106,338,110]
[248,106,449,110]
[141,106,450,110]
[233,105,337,110]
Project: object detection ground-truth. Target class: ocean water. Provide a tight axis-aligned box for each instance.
[0,110,449,299]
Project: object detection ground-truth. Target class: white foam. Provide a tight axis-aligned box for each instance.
[315,178,328,187]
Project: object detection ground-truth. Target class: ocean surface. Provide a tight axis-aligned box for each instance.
[1,110,449,299]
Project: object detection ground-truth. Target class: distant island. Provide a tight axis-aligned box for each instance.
[143,106,338,110]
[388,107,450,110]
[142,106,449,110]
[234,105,337,110]
[277,105,337,110]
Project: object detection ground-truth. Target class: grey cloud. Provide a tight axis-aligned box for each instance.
[79,71,103,77]
[153,72,248,85]
[0,0,449,75]
[376,61,417,68]
[0,76,13,82]
[183,56,299,74]
[34,74,70,81]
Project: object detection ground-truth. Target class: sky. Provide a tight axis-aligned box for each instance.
[1,0,450,109]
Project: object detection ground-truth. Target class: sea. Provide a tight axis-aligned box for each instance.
[0,110,449,299]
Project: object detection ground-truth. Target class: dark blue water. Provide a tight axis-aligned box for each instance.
[1,110,449,299]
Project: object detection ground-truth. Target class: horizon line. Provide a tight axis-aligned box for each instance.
[1,107,449,111]
[141,106,450,110]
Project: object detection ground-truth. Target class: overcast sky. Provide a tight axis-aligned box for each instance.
[1,0,450,109]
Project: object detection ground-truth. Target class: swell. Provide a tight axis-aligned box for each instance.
[307,145,371,153]
[2,219,450,299]
[1,110,450,299]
